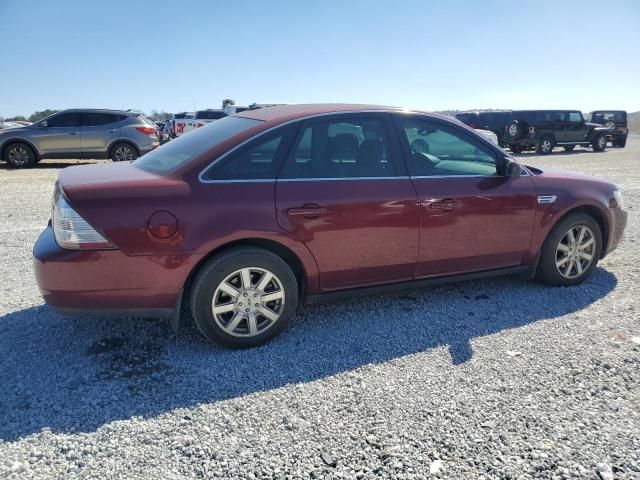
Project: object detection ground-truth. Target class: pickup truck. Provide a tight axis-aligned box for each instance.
[174,110,226,137]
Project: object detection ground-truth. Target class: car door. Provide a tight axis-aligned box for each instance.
[394,114,537,277]
[32,112,82,156]
[551,111,568,142]
[275,113,420,291]
[81,113,123,155]
[565,111,588,142]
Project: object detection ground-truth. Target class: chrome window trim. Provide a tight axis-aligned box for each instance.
[198,109,513,184]
[198,110,404,184]
[278,176,410,182]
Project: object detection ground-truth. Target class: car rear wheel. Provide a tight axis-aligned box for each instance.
[3,142,37,168]
[563,145,575,152]
[510,145,523,154]
[190,247,299,348]
[536,213,602,286]
[537,136,555,155]
[592,134,606,152]
[110,143,138,162]
[614,138,626,148]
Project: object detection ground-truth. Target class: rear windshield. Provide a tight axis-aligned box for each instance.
[196,110,225,120]
[589,111,626,122]
[133,116,262,174]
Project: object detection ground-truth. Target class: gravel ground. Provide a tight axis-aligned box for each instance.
[0,139,638,479]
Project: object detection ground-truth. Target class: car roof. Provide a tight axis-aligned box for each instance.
[590,110,626,114]
[233,103,448,124]
[61,108,136,115]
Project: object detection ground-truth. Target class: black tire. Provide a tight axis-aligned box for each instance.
[505,120,525,141]
[190,247,299,348]
[3,142,37,168]
[592,133,606,152]
[616,138,627,148]
[537,136,555,155]
[563,145,576,152]
[110,142,138,162]
[536,213,602,287]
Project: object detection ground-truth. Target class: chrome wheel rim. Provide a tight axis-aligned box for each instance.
[598,136,605,148]
[114,146,134,161]
[541,140,552,152]
[8,146,30,165]
[211,267,285,337]
[555,225,596,279]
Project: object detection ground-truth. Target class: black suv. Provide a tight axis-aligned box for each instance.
[454,111,511,146]
[504,110,609,154]
[587,111,628,148]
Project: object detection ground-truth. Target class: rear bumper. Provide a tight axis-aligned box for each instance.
[33,224,193,317]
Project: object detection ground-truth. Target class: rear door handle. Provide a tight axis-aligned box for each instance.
[427,198,459,211]
[68,132,78,135]
[287,205,328,218]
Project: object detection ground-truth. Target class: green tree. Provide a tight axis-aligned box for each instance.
[6,115,27,122]
[222,99,235,108]
[28,109,60,122]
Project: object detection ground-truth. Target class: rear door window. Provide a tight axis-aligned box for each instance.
[82,113,124,126]
[279,116,398,179]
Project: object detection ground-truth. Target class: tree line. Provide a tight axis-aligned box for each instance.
[1,100,237,123]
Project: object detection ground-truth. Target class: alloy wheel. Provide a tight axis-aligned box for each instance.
[211,267,285,337]
[541,139,552,153]
[114,145,135,161]
[508,124,518,136]
[598,135,606,149]
[8,146,30,166]
[555,225,596,279]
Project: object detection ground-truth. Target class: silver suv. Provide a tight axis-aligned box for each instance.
[0,109,159,168]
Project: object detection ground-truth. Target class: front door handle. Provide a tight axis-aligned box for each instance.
[68,132,78,135]
[428,198,459,211]
[287,204,328,218]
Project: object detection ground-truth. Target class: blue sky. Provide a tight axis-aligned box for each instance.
[1,0,639,118]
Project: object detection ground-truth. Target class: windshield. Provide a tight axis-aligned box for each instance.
[134,116,262,175]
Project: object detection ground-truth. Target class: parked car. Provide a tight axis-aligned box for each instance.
[504,110,609,154]
[587,110,628,148]
[475,129,499,145]
[455,111,511,146]
[0,109,159,168]
[0,122,22,130]
[174,110,226,137]
[171,112,193,138]
[34,104,627,348]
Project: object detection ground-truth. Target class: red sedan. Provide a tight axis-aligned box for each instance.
[33,104,627,347]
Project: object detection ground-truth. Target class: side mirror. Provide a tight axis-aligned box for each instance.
[506,159,523,177]
[39,121,48,128]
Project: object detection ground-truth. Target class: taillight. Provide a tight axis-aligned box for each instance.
[52,188,115,250]
[136,127,157,135]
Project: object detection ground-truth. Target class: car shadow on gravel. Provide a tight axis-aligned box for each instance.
[0,268,617,441]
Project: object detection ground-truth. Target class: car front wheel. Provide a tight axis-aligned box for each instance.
[4,142,37,168]
[190,247,299,348]
[110,143,138,162]
[592,134,606,152]
[537,136,555,155]
[536,213,602,286]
